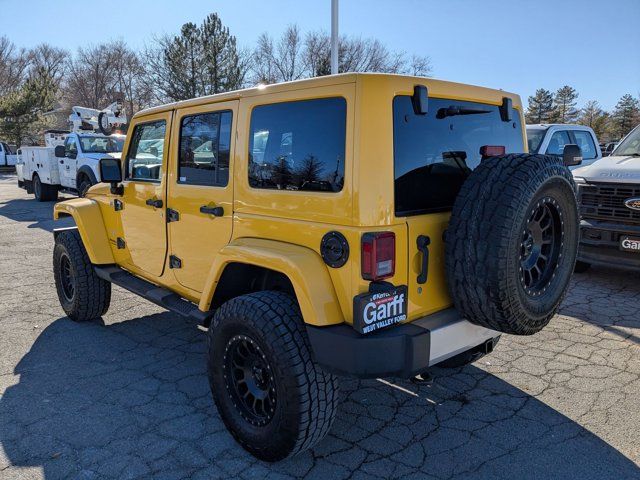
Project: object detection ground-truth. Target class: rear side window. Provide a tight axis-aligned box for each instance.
[526,129,546,153]
[126,121,166,181]
[393,96,523,216]
[545,131,571,156]
[248,97,346,192]
[179,111,232,186]
[572,130,597,159]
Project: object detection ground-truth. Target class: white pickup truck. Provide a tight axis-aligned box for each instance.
[0,142,17,167]
[573,123,640,271]
[18,131,124,201]
[527,124,602,169]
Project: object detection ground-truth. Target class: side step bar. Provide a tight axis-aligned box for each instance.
[94,265,212,325]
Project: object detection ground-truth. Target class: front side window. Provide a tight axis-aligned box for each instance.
[545,131,571,156]
[248,97,346,192]
[64,138,77,157]
[178,111,232,186]
[126,121,166,181]
[79,136,124,154]
[572,131,597,159]
[393,96,524,215]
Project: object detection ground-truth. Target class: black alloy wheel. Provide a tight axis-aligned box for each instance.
[519,196,564,297]
[223,334,277,427]
[59,252,76,302]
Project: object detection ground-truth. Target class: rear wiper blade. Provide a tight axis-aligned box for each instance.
[436,106,491,119]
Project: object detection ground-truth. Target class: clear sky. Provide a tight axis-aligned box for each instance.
[1,0,638,110]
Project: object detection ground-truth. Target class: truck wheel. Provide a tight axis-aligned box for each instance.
[574,260,591,273]
[207,291,339,462]
[78,178,92,197]
[33,174,58,202]
[53,230,111,322]
[445,154,579,335]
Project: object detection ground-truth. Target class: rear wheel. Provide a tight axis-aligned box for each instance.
[445,154,579,335]
[33,174,58,201]
[208,291,339,462]
[53,230,111,321]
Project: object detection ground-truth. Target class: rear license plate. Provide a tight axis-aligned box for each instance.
[620,236,640,252]
[353,286,408,335]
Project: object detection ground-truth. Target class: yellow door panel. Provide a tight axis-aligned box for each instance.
[167,100,238,292]
[119,112,172,277]
[405,213,453,318]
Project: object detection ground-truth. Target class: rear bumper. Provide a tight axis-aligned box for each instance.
[578,219,640,269]
[306,308,500,379]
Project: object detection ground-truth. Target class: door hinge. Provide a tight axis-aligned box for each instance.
[113,199,123,211]
[169,255,182,269]
[116,237,126,249]
[167,208,180,222]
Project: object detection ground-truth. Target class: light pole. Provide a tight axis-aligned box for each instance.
[331,0,339,74]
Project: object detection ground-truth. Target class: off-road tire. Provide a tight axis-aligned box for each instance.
[574,260,591,273]
[78,177,92,197]
[207,291,339,462]
[53,230,111,321]
[445,154,579,335]
[33,174,58,202]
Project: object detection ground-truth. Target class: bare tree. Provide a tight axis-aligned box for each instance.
[253,27,433,84]
[65,43,119,109]
[0,36,29,96]
[27,44,68,85]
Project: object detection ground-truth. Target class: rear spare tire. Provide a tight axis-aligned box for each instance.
[445,154,578,335]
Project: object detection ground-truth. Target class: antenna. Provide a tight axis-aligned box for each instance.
[331,0,339,75]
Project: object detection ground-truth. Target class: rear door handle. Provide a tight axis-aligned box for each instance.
[146,198,163,208]
[199,205,224,216]
[416,235,431,284]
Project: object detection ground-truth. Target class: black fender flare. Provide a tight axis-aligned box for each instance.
[76,165,98,187]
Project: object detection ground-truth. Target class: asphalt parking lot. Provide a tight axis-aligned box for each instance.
[0,171,638,480]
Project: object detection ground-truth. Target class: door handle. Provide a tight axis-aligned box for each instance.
[199,205,224,217]
[59,160,64,164]
[416,235,431,284]
[146,198,163,208]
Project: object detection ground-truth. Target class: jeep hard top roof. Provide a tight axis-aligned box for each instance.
[134,73,522,118]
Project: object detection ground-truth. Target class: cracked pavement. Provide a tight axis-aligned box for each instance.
[0,172,638,479]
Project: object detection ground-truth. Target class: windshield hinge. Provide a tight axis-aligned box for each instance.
[167,208,180,222]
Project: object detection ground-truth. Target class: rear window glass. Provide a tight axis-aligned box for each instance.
[526,128,546,153]
[393,96,523,216]
[248,97,346,192]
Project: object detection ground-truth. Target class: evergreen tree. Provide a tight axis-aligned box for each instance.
[611,94,640,139]
[551,85,579,123]
[525,89,554,123]
[578,100,610,139]
[150,13,246,101]
[0,68,56,145]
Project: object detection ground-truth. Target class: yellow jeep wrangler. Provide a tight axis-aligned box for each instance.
[52,73,580,461]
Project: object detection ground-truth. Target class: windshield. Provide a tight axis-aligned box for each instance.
[79,136,124,154]
[526,128,547,153]
[612,125,640,156]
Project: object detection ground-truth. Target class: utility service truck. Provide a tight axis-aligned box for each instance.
[17,102,126,201]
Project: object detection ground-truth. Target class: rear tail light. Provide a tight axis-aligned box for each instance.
[361,232,395,281]
[480,145,505,157]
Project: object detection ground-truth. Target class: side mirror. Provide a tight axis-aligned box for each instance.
[99,158,123,195]
[54,145,65,158]
[563,144,582,167]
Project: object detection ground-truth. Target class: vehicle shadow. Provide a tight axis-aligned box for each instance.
[560,266,640,345]
[0,197,75,233]
[1,314,637,479]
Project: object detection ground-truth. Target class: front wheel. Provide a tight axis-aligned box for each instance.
[53,230,111,321]
[208,291,339,462]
